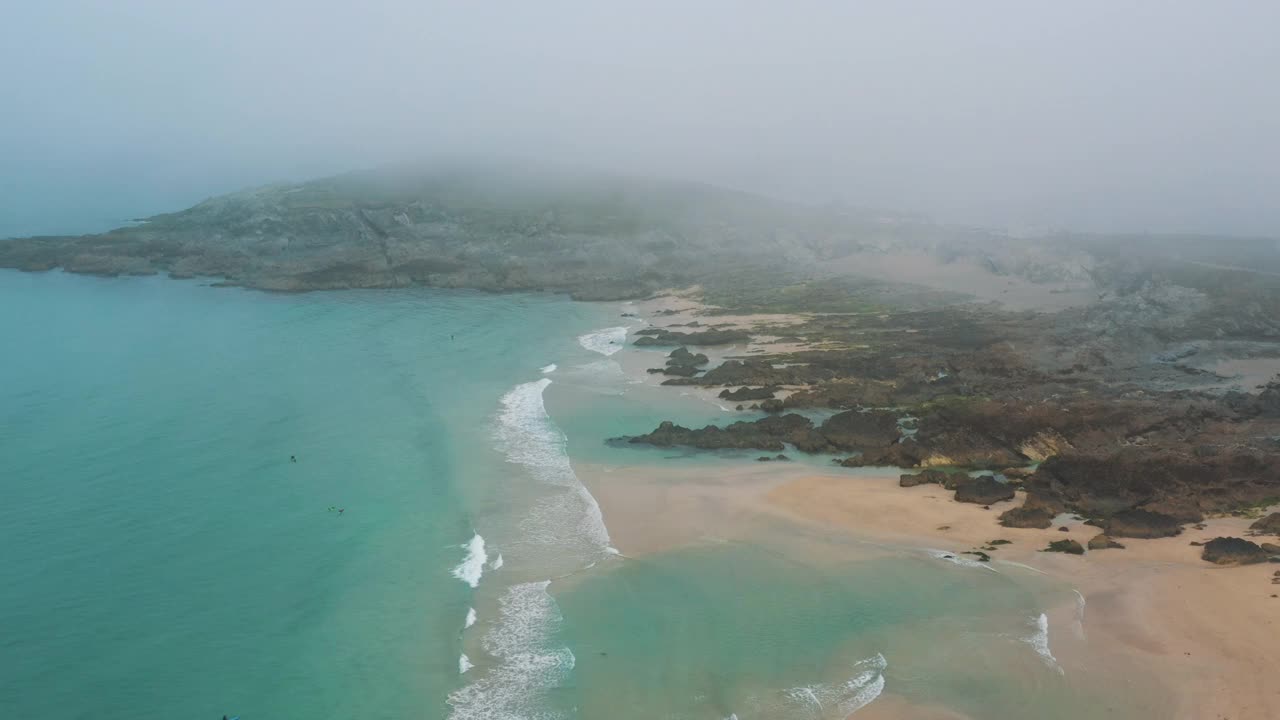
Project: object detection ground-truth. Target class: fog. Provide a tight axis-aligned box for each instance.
[3,1,1278,237]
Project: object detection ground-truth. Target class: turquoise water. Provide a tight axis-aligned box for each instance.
[0,271,611,719]
[2,271,1168,719]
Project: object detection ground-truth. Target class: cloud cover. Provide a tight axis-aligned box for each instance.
[2,0,1278,236]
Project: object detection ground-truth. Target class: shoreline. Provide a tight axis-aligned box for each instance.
[586,292,1280,720]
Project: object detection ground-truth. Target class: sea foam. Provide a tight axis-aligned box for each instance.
[577,326,628,356]
[446,581,576,719]
[464,607,477,629]
[1073,589,1087,640]
[451,533,488,588]
[490,553,504,570]
[772,653,887,718]
[1025,613,1064,675]
[458,654,474,674]
[494,378,612,558]
[448,377,616,719]
[540,363,557,374]
[926,548,998,572]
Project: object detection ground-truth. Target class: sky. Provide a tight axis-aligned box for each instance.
[2,1,1278,237]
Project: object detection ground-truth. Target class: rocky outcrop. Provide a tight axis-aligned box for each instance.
[1201,537,1270,565]
[899,469,953,488]
[817,410,902,450]
[999,505,1056,529]
[1044,539,1085,555]
[1250,512,1280,535]
[719,386,777,401]
[1088,533,1125,550]
[954,476,1016,505]
[634,328,751,347]
[649,346,711,376]
[1104,509,1184,539]
[622,414,823,453]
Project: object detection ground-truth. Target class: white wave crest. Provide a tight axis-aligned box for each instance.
[458,653,474,674]
[773,653,887,718]
[540,363,557,374]
[464,607,477,629]
[451,533,488,588]
[495,379,612,557]
[447,581,576,720]
[1025,613,1064,675]
[577,326,628,356]
[926,548,998,572]
[490,553,504,570]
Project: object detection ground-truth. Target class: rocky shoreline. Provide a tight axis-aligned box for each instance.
[616,280,1280,570]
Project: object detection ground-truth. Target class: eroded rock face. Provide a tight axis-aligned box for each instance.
[954,476,1016,505]
[1104,509,1184,539]
[1201,537,1270,565]
[1250,512,1280,535]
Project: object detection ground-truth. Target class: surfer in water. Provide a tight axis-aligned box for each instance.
[290,455,296,463]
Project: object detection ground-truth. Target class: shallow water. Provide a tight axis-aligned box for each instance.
[1,271,1170,719]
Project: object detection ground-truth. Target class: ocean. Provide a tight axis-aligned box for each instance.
[0,270,1168,719]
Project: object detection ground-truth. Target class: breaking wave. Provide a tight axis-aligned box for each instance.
[490,553,504,570]
[1025,613,1064,675]
[758,653,887,718]
[451,533,488,588]
[446,581,576,719]
[540,363,557,374]
[464,607,477,629]
[577,326,628,356]
[494,378,613,558]
[926,548,998,572]
[449,374,616,719]
[458,654,474,674]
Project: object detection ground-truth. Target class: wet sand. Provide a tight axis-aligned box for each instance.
[596,292,1280,719]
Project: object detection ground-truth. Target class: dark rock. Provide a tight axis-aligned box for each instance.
[773,454,790,461]
[1088,533,1125,550]
[1250,512,1280,535]
[622,414,823,453]
[999,505,1056,529]
[759,398,784,413]
[635,328,751,347]
[1261,543,1280,555]
[899,469,951,488]
[648,364,700,377]
[989,539,1012,545]
[954,476,1016,505]
[1104,509,1184,539]
[1201,537,1270,565]
[666,347,709,367]
[719,386,777,401]
[817,410,902,450]
[1044,539,1085,555]
[1058,526,1070,532]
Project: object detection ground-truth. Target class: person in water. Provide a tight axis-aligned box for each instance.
[290,455,296,463]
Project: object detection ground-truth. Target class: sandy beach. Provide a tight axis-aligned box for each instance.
[591,294,1280,719]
